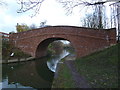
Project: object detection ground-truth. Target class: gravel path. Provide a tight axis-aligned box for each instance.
[64,60,91,88]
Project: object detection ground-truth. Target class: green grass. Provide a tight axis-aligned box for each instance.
[52,62,75,88]
[75,44,119,88]
[52,44,119,88]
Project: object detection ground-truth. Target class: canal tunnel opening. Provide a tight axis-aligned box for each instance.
[47,40,75,56]
[35,38,76,59]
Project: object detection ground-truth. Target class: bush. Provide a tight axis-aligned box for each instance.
[2,38,31,60]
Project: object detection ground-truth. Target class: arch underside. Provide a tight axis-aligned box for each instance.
[35,38,73,58]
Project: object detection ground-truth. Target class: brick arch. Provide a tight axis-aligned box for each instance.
[35,37,76,58]
[9,26,116,58]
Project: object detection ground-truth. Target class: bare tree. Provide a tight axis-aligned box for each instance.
[17,0,108,16]
[17,0,119,16]
[117,2,120,42]
[81,7,108,29]
[82,13,101,29]
[17,0,118,17]
[16,0,119,29]
[110,1,120,42]
[57,0,107,14]
[40,20,47,28]
[17,0,45,17]
[0,0,7,6]
[58,0,120,41]
[58,0,110,29]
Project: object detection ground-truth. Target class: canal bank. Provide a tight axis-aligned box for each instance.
[1,50,70,89]
[52,54,91,88]
[52,44,118,88]
[1,57,34,64]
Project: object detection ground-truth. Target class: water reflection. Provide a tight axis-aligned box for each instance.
[47,50,69,72]
[2,50,69,89]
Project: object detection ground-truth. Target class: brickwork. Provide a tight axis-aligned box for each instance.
[9,26,117,58]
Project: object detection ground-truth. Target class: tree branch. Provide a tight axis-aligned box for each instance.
[17,0,45,17]
[57,0,107,15]
[0,0,7,6]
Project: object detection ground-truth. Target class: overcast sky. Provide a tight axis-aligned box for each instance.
[0,0,84,33]
[0,0,115,33]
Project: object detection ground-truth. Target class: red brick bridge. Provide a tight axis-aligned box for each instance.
[9,26,116,58]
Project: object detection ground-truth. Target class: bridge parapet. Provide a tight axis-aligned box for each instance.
[10,26,116,41]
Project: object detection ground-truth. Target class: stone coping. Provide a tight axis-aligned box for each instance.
[0,57,34,64]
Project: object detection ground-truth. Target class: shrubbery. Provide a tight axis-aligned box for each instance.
[2,38,31,61]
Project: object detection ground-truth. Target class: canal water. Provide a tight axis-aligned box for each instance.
[1,50,70,89]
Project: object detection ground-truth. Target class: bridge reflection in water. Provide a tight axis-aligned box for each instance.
[2,50,70,89]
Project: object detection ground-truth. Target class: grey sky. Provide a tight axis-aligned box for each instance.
[0,0,116,33]
[0,0,83,33]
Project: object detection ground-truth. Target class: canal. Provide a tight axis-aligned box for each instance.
[1,50,70,89]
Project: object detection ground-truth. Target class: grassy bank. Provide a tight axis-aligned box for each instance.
[52,44,119,88]
[75,44,119,88]
[52,62,75,88]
